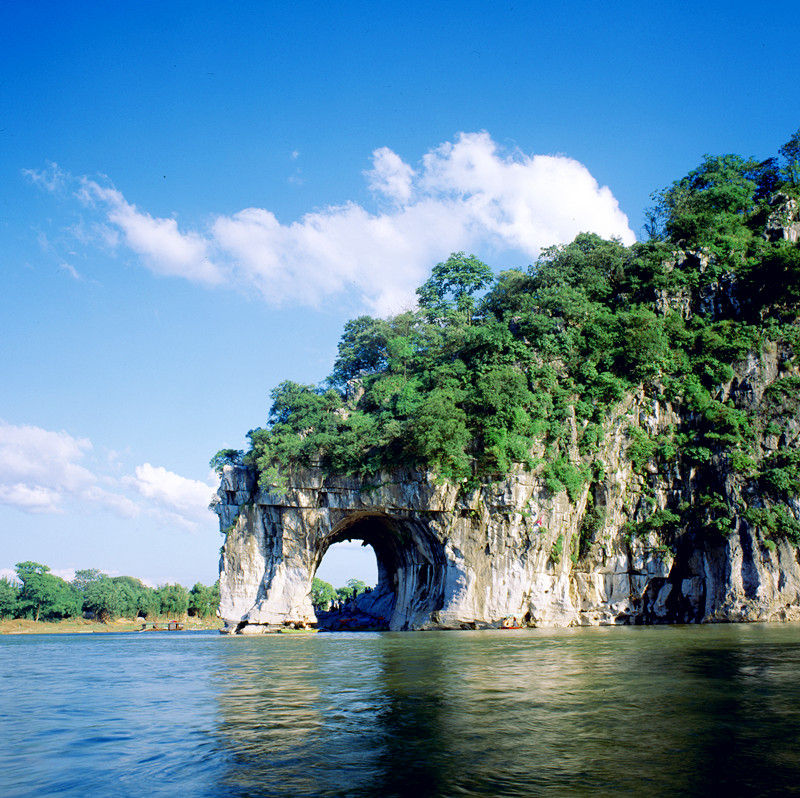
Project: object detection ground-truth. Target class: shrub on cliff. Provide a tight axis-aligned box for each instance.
[217,130,800,545]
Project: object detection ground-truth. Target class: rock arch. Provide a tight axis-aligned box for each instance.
[316,512,448,629]
[212,451,800,631]
[212,463,583,633]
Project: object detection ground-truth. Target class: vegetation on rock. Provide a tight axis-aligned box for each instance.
[213,131,800,549]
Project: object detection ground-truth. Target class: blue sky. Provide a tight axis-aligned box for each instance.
[1,1,798,589]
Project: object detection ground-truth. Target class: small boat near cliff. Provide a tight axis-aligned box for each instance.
[138,620,184,632]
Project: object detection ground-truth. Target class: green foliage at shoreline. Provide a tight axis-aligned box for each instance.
[0,562,219,623]
[311,576,371,610]
[213,130,800,546]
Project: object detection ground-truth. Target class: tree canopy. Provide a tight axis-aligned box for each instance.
[0,563,218,624]
[15,562,81,622]
[0,577,20,619]
[310,578,337,609]
[417,251,494,321]
[216,130,800,547]
[188,581,220,618]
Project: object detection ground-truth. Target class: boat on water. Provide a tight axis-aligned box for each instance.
[138,620,184,632]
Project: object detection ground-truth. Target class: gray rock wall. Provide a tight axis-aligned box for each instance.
[213,445,800,633]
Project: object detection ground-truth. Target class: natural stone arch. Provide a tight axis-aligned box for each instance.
[315,512,448,630]
[213,464,585,633]
[215,456,797,632]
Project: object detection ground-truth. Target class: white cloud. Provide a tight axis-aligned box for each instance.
[0,421,95,513]
[0,421,215,530]
[79,182,223,285]
[82,485,140,518]
[23,162,68,193]
[0,483,63,513]
[366,146,416,205]
[32,132,635,315]
[59,261,83,281]
[127,463,217,526]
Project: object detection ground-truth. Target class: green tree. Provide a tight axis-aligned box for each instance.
[210,449,244,474]
[530,233,627,303]
[335,586,353,603]
[72,568,106,592]
[0,577,19,619]
[417,252,493,321]
[346,578,368,596]
[156,584,189,617]
[779,128,800,188]
[109,576,152,617]
[647,154,762,260]
[188,582,220,618]
[82,578,125,622]
[136,587,161,619]
[619,308,669,380]
[310,577,337,609]
[329,316,390,388]
[15,562,81,621]
[333,579,369,604]
[249,381,343,486]
[406,386,471,481]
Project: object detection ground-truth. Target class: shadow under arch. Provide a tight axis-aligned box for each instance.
[314,512,447,630]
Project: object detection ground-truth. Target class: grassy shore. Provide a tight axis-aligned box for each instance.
[0,615,225,635]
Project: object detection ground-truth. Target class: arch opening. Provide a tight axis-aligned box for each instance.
[315,539,378,593]
[312,513,447,631]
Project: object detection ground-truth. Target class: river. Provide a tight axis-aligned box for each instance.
[2,624,800,797]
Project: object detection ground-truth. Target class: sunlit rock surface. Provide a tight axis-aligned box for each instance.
[213,348,800,633]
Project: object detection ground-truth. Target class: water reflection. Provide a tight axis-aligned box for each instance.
[210,627,800,797]
[670,640,800,796]
[3,627,800,797]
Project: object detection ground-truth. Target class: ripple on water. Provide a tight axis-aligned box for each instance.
[2,626,800,796]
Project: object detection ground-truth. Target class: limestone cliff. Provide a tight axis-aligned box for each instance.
[213,341,800,632]
[212,183,800,632]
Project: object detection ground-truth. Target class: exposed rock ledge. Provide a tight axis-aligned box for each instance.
[213,448,800,633]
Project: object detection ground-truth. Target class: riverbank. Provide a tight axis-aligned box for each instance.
[0,616,225,634]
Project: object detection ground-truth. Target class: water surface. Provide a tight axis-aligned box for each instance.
[2,625,800,796]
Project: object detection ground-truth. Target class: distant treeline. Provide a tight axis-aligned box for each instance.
[311,577,369,610]
[0,562,219,622]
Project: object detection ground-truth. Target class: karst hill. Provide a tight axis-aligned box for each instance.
[212,132,800,632]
